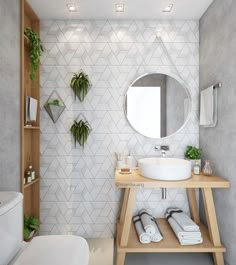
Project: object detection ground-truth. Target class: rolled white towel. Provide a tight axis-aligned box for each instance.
[139,209,156,236]
[133,215,151,244]
[151,232,163,242]
[166,208,199,232]
[151,218,163,242]
[166,214,203,246]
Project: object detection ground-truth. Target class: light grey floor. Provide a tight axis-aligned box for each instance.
[87,238,114,265]
[87,239,215,265]
[125,253,214,265]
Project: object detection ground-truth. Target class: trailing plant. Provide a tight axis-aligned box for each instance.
[24,27,44,81]
[46,99,62,106]
[185,145,202,160]
[70,71,91,102]
[70,119,91,148]
[24,214,40,241]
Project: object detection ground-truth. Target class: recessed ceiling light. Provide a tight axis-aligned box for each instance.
[115,4,125,12]
[66,3,78,12]
[162,4,173,12]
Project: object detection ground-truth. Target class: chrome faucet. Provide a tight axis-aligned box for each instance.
[154,145,170,200]
[154,145,170,157]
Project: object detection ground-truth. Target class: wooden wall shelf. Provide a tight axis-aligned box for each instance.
[24,178,39,189]
[24,126,40,130]
[20,0,40,219]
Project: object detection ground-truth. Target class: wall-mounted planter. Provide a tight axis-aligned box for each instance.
[70,118,92,148]
[70,71,91,102]
[44,91,65,123]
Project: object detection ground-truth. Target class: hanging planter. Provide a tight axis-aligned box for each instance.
[70,71,91,102]
[44,90,66,123]
[24,27,44,81]
[70,119,92,148]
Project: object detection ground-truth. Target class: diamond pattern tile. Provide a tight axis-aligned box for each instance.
[40,20,199,238]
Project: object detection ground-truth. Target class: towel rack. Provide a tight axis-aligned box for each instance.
[213,82,222,89]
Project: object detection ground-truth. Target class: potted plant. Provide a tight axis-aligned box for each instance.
[24,28,44,81]
[24,214,40,242]
[70,119,92,148]
[184,145,202,169]
[70,71,91,102]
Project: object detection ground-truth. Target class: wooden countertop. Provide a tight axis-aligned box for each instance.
[115,169,230,189]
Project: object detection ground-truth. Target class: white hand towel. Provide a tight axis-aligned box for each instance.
[166,208,199,232]
[179,238,203,246]
[139,209,156,236]
[167,215,201,238]
[200,86,217,127]
[133,215,151,244]
[166,214,203,246]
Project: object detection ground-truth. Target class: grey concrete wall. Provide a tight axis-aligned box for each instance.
[200,0,236,264]
[0,0,20,191]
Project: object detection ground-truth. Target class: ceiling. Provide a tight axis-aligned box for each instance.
[28,0,213,20]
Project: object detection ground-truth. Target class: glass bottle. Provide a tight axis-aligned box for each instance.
[193,161,200,175]
[27,171,32,183]
[29,165,35,181]
[203,160,212,176]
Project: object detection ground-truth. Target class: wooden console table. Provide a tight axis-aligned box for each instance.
[115,170,229,265]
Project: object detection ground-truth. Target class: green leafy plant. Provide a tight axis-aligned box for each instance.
[24,27,44,81]
[185,145,202,160]
[70,119,91,148]
[46,99,61,106]
[24,214,40,241]
[70,71,91,101]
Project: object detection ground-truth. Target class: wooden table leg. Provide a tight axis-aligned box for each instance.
[119,189,129,224]
[202,188,224,265]
[116,188,136,265]
[187,188,200,224]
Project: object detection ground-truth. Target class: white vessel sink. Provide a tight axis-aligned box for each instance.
[138,158,191,181]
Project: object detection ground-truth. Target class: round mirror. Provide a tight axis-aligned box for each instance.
[125,73,191,139]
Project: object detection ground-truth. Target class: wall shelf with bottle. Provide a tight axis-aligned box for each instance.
[24,178,39,189]
[20,0,41,219]
[24,126,40,130]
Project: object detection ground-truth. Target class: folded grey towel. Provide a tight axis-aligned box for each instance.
[139,209,156,235]
[166,213,203,246]
[166,208,199,232]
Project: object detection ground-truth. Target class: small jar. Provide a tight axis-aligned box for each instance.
[203,160,213,176]
[193,161,200,175]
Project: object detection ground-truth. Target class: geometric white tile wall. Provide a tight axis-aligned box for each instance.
[40,20,199,238]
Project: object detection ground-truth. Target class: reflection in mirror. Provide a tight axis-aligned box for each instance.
[125,73,191,139]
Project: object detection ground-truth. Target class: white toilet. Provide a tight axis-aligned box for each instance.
[0,192,89,265]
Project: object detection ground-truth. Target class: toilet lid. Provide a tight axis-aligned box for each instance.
[12,235,89,265]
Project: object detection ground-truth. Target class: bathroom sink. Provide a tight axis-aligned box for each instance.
[138,158,191,181]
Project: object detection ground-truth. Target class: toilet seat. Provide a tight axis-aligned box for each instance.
[12,235,89,265]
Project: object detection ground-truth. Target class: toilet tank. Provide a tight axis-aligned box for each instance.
[0,192,23,265]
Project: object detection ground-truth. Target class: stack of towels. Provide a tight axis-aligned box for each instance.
[165,208,203,245]
[133,209,163,244]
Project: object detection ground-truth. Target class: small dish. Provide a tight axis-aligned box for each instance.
[119,170,132,175]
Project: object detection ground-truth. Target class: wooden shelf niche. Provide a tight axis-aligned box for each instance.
[21,0,40,219]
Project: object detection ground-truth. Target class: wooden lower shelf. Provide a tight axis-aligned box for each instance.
[117,219,225,253]
[24,126,40,130]
[24,178,39,189]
